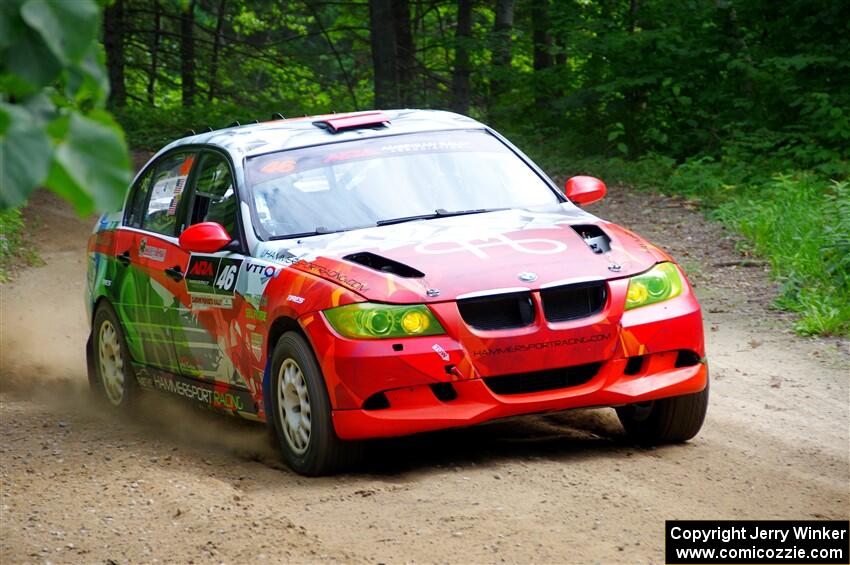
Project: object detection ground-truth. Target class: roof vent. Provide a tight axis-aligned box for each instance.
[313,111,390,134]
[343,251,424,278]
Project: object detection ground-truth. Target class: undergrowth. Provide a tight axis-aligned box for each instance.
[0,208,41,283]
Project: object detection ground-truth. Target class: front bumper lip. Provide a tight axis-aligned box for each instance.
[331,359,707,440]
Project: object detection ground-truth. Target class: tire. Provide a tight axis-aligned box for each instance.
[91,301,139,410]
[616,381,709,444]
[268,332,362,476]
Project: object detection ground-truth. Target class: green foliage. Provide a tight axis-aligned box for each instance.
[0,0,130,214]
[714,176,850,336]
[0,207,40,282]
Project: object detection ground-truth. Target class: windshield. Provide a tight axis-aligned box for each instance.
[245,129,561,239]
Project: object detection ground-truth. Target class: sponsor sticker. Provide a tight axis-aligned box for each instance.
[250,332,263,360]
[432,344,450,362]
[473,333,612,357]
[147,371,255,413]
[190,295,233,309]
[139,237,167,262]
[415,234,567,260]
[245,262,282,284]
[245,307,267,322]
[186,255,242,308]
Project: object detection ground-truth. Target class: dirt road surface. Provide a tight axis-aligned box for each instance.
[2,188,848,564]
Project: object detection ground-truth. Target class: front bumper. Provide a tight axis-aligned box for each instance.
[332,359,707,440]
[299,276,707,440]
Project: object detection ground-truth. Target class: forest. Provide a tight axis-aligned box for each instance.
[1,0,849,335]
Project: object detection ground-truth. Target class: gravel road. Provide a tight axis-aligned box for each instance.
[1,187,847,564]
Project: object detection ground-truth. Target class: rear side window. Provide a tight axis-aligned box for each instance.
[189,153,238,238]
[124,167,154,228]
[142,153,196,236]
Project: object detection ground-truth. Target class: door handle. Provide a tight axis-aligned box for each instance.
[165,266,184,282]
[117,250,131,266]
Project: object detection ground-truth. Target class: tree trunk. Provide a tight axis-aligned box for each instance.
[531,0,552,110]
[369,0,398,108]
[490,0,514,100]
[624,0,641,156]
[450,0,473,114]
[716,0,756,102]
[103,0,126,108]
[180,0,197,107]
[147,1,161,105]
[393,0,415,106]
[208,0,227,102]
[531,0,552,72]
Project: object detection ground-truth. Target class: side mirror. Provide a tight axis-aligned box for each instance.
[179,222,232,253]
[564,176,607,205]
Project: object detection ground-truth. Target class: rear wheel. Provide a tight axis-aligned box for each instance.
[91,302,138,409]
[269,332,362,476]
[616,382,708,444]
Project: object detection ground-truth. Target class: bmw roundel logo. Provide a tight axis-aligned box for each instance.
[518,272,538,282]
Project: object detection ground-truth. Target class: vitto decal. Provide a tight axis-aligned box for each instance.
[186,255,242,309]
[139,237,167,262]
[245,262,282,284]
[473,333,612,358]
[432,344,450,361]
[415,234,567,259]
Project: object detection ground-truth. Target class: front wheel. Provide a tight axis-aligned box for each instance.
[91,302,138,409]
[269,332,362,476]
[616,382,708,444]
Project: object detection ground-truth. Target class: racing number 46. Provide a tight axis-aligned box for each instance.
[215,265,237,292]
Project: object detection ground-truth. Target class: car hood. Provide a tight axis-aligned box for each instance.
[255,203,670,303]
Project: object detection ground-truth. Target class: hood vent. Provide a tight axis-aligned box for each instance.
[343,251,425,278]
[571,224,611,254]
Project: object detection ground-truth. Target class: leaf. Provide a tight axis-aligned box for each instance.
[0,0,26,52]
[0,103,53,209]
[65,43,108,106]
[0,21,61,90]
[44,112,131,215]
[617,142,629,155]
[20,0,98,65]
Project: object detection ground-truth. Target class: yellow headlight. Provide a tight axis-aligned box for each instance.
[401,309,431,334]
[324,303,445,339]
[626,281,649,305]
[625,263,684,310]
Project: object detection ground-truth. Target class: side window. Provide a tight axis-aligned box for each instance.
[189,153,238,239]
[142,153,196,236]
[124,167,154,228]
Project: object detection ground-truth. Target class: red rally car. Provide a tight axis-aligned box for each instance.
[86,110,708,475]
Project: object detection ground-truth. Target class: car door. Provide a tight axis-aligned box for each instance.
[172,150,254,400]
[115,151,198,374]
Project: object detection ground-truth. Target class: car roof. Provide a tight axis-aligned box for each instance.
[156,109,486,161]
